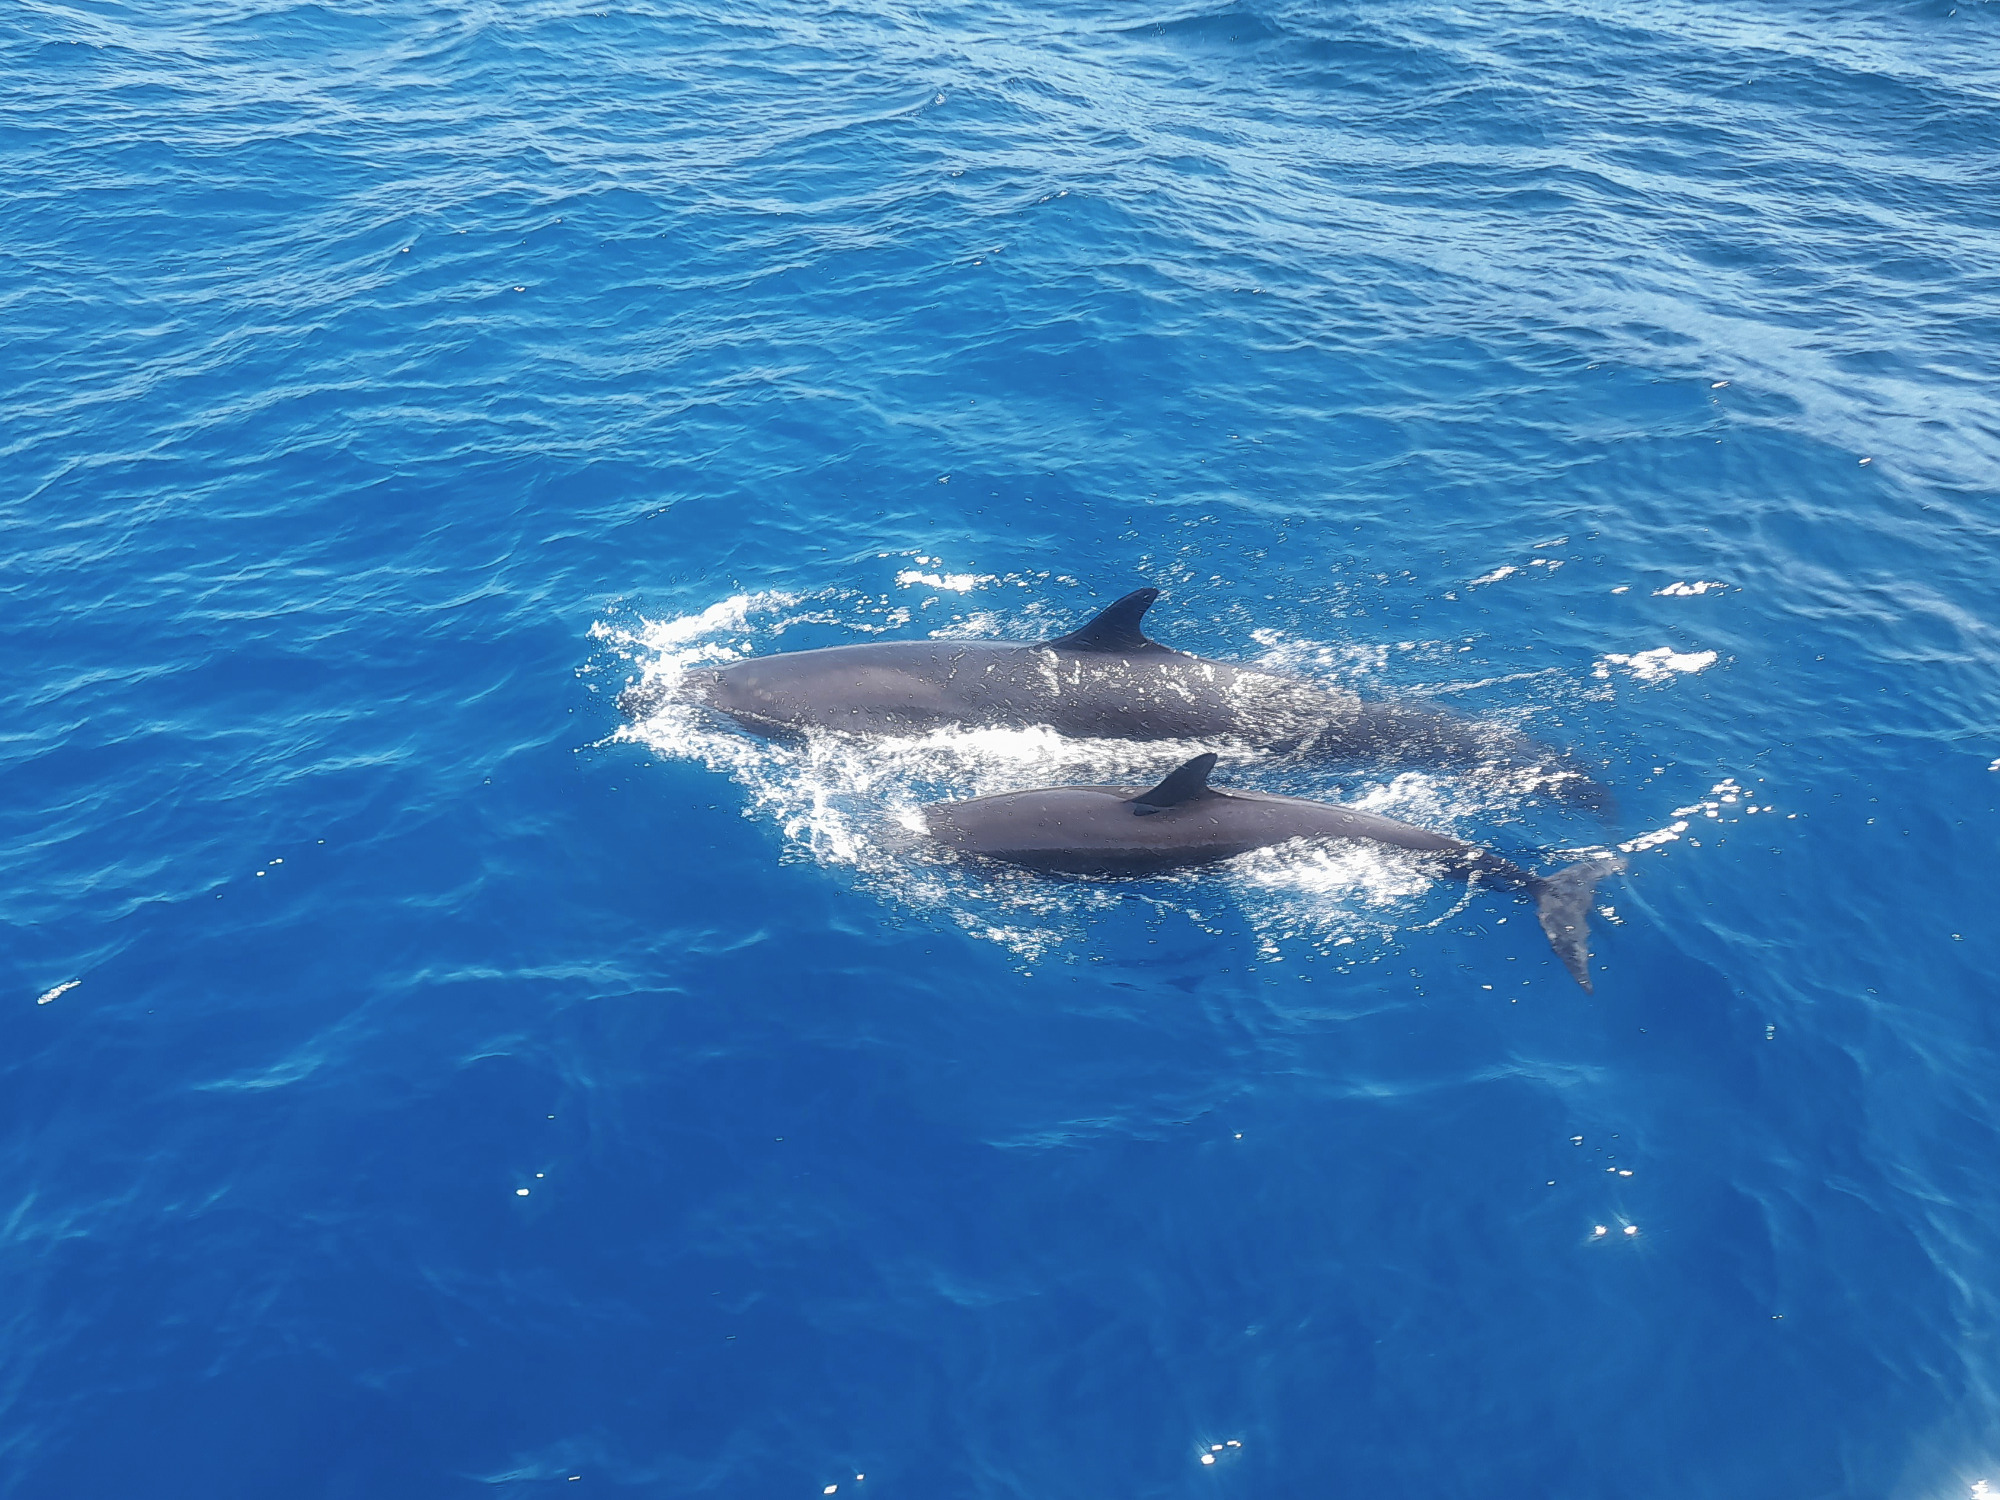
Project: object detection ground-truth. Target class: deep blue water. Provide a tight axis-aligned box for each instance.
[5,0,2000,1495]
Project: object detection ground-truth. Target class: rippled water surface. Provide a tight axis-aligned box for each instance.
[5,0,1999,1495]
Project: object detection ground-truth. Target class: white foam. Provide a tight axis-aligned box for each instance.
[1618,778,1762,855]
[1248,628,1388,679]
[592,590,798,653]
[895,569,992,592]
[931,610,1013,639]
[1594,646,1718,683]
[1654,581,1725,596]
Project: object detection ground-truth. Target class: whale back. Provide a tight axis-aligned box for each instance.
[923,760,1391,875]
[701,636,1270,740]
[922,783,1264,876]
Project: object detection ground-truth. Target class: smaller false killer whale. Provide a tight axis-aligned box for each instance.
[922,753,1623,989]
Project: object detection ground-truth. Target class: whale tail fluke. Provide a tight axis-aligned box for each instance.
[1530,856,1625,991]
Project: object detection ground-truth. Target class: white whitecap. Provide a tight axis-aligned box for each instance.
[896,569,992,592]
[1594,647,1718,683]
[1653,581,1725,597]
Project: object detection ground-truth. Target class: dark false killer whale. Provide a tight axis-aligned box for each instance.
[923,753,1622,989]
[625,588,1611,814]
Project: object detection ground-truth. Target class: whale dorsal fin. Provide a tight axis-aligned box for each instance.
[1128,753,1222,816]
[1046,588,1168,654]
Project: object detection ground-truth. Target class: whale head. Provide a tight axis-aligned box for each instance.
[612,656,832,734]
[687,659,811,735]
[616,665,727,723]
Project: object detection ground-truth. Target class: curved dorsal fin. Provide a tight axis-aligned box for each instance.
[1046,588,1168,654]
[1128,752,1221,816]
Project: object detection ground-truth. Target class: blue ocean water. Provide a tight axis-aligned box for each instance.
[5,0,1999,1494]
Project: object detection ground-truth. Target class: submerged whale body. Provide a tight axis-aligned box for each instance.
[924,753,1623,990]
[627,587,1610,813]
